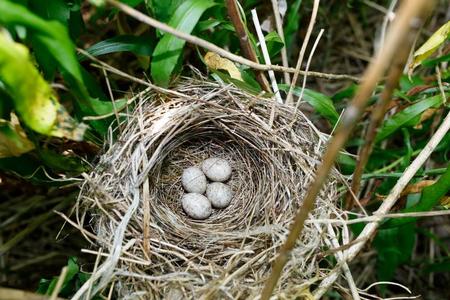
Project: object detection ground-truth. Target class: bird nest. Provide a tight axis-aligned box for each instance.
[76,79,341,299]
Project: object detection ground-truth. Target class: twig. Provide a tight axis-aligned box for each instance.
[86,248,103,300]
[293,28,324,114]
[50,266,68,300]
[270,0,290,84]
[326,224,360,300]
[345,11,422,208]
[102,68,122,134]
[251,9,282,104]
[225,0,271,91]
[260,1,433,298]
[105,0,359,81]
[308,209,450,225]
[286,0,320,105]
[314,108,450,298]
[379,0,398,53]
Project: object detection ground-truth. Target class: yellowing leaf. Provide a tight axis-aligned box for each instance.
[204,52,243,80]
[409,20,450,75]
[401,180,436,197]
[0,31,86,141]
[0,113,35,158]
[440,196,450,209]
[413,108,438,129]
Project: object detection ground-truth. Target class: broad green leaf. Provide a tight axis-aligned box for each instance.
[0,114,35,158]
[151,0,215,87]
[78,35,153,61]
[39,149,89,173]
[374,223,416,281]
[422,53,450,68]
[146,0,184,24]
[0,0,119,136]
[409,20,450,74]
[123,0,144,7]
[337,152,356,175]
[332,83,357,102]
[284,0,302,52]
[375,94,446,142]
[29,0,70,25]
[0,32,86,140]
[37,257,80,296]
[279,84,340,125]
[0,0,83,85]
[264,31,284,59]
[212,70,262,95]
[424,257,450,274]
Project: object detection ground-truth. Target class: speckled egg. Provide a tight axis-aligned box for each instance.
[201,157,232,182]
[181,193,212,219]
[181,167,207,194]
[206,182,233,208]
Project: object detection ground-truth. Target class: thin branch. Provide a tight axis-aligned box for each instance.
[345,10,422,208]
[105,0,359,81]
[286,0,320,105]
[50,266,68,300]
[309,209,450,226]
[293,28,325,114]
[314,108,450,298]
[225,0,271,91]
[252,9,282,104]
[260,1,433,298]
[270,0,291,84]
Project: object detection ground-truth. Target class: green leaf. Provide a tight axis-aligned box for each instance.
[332,83,357,102]
[409,20,450,73]
[151,0,215,87]
[0,0,83,85]
[424,257,450,274]
[0,31,86,140]
[279,84,340,125]
[337,152,356,175]
[29,0,71,25]
[374,223,416,281]
[147,0,184,24]
[38,149,89,173]
[264,31,284,59]
[0,0,119,136]
[375,94,445,142]
[36,257,80,296]
[122,0,144,7]
[78,35,153,61]
[284,0,302,52]
[212,70,262,95]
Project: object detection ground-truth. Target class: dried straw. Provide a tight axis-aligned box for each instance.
[76,78,340,299]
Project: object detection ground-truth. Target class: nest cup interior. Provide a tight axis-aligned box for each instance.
[145,104,307,246]
[80,81,339,298]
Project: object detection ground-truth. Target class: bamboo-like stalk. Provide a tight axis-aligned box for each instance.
[260,1,434,298]
[225,0,271,91]
[345,11,424,209]
[105,0,359,81]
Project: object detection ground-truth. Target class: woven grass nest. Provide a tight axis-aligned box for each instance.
[77,79,341,299]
